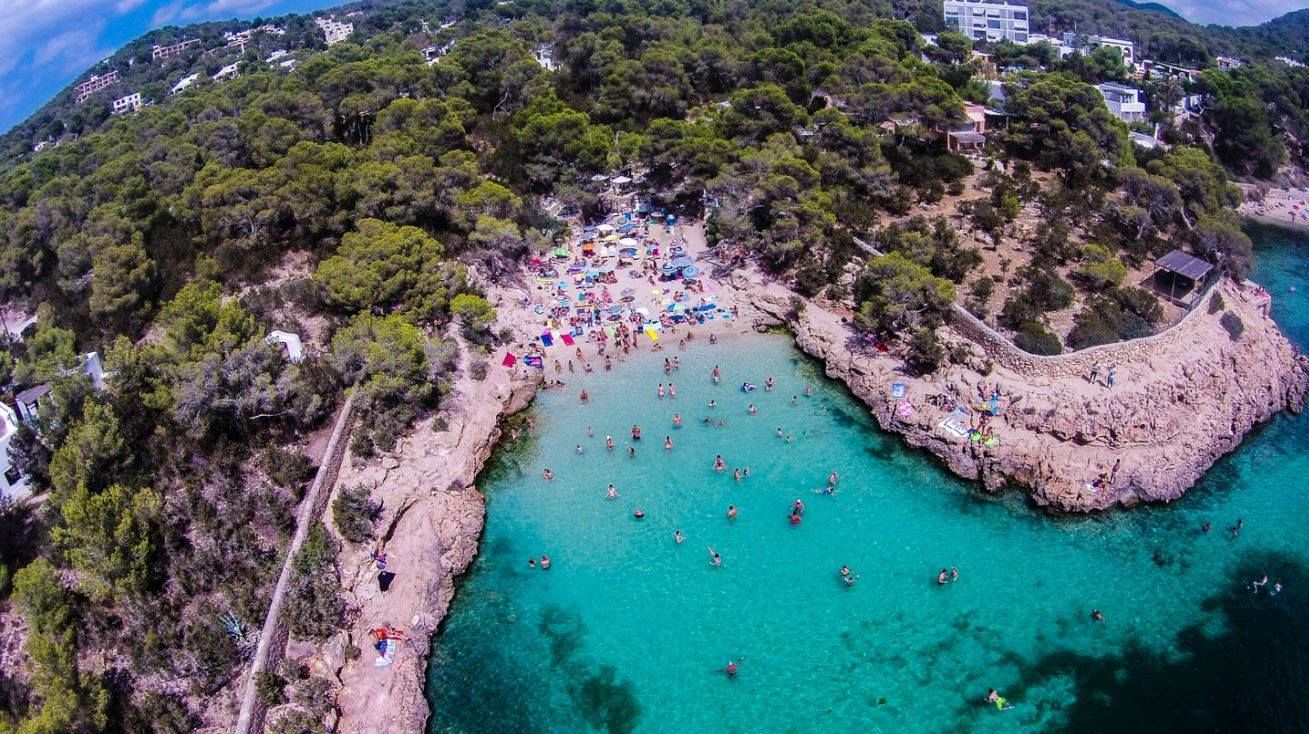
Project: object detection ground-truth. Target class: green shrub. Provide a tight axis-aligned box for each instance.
[1014,321,1063,355]
[1208,292,1226,314]
[469,357,489,381]
[333,485,378,544]
[256,670,287,706]
[283,525,344,641]
[1220,312,1244,340]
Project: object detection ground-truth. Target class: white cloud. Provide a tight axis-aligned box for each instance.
[1158,0,1309,26]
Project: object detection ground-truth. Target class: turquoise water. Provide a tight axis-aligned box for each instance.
[427,227,1309,733]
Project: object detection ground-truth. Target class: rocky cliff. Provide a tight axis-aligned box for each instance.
[737,274,1309,511]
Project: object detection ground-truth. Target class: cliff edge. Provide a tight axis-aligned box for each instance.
[740,275,1309,511]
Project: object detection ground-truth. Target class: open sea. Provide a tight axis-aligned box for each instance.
[425,225,1309,733]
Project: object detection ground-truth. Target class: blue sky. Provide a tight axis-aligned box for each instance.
[0,0,334,134]
[1,0,1308,134]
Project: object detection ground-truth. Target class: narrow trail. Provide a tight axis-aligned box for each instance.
[233,391,358,734]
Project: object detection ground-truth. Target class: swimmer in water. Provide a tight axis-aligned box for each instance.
[791,395,798,405]
[540,555,551,570]
[579,390,589,403]
[587,426,594,437]
[634,508,645,519]
[951,566,959,582]
[712,366,720,384]
[792,498,805,515]
[1090,609,1104,622]
[576,444,584,454]
[670,383,677,398]
[708,400,717,409]
[673,413,682,427]
[664,435,674,451]
[714,455,726,472]
[840,565,851,577]
[765,377,774,391]
[606,435,615,451]
[805,386,814,396]
[543,468,554,481]
[727,504,738,520]
[725,659,741,677]
[632,425,642,440]
[628,446,636,457]
[607,485,618,500]
[708,547,722,567]
[658,383,665,399]
[674,530,685,544]
[828,471,839,486]
[776,427,784,438]
[937,569,949,585]
[748,404,757,415]
[733,468,742,481]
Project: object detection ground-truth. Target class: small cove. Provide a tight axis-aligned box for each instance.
[425,226,1309,734]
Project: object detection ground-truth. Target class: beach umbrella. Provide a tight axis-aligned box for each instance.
[636,307,650,316]
[597,224,615,233]
[682,266,699,278]
[552,247,569,258]
[618,237,639,246]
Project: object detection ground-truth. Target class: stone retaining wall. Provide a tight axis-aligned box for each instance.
[234,391,358,734]
[851,235,1221,380]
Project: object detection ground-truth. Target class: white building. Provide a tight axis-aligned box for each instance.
[73,71,119,103]
[1097,82,1146,123]
[111,92,143,115]
[170,73,199,95]
[535,45,556,71]
[213,63,240,81]
[1086,35,1134,65]
[266,50,288,63]
[152,39,200,60]
[943,0,1030,44]
[315,17,354,46]
[265,331,304,363]
[0,402,30,500]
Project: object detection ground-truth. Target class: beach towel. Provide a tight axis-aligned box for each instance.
[374,639,397,667]
[501,352,517,368]
[896,401,916,420]
[540,332,554,347]
[524,355,544,368]
[891,382,906,399]
[561,334,575,346]
[645,326,660,341]
[939,417,970,439]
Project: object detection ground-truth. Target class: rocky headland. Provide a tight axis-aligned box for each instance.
[734,271,1309,511]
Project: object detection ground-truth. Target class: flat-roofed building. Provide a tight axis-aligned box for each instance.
[943,0,1029,44]
[152,39,200,60]
[111,92,142,114]
[1097,82,1146,123]
[74,70,119,103]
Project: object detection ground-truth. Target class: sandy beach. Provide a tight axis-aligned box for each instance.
[1240,184,1309,234]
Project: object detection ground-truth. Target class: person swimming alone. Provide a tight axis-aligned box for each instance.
[714,455,726,471]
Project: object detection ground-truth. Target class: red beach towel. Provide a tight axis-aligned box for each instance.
[502,352,518,367]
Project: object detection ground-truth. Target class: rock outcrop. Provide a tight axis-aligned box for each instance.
[736,273,1309,511]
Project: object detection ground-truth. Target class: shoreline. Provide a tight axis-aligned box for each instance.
[726,270,1309,512]
[317,224,1309,734]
